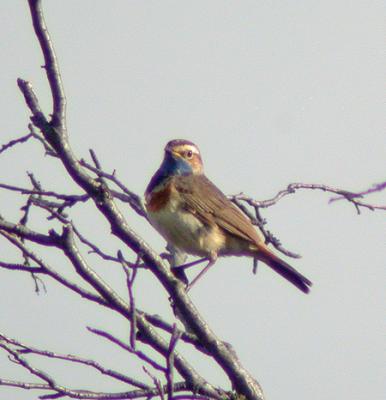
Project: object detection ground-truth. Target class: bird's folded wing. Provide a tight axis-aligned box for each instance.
[173,175,262,244]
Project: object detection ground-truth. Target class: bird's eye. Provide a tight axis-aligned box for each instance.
[186,150,193,159]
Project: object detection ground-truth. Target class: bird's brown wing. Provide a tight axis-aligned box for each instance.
[173,175,312,294]
[173,175,262,245]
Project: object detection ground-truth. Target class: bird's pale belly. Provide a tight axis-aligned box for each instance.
[147,200,226,257]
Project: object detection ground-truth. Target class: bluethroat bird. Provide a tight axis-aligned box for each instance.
[145,139,312,293]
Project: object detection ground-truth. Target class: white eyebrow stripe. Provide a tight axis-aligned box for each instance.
[186,145,199,154]
[176,145,200,155]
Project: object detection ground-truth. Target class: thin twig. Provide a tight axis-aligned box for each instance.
[232,198,301,259]
[0,133,33,154]
[0,230,106,307]
[166,324,181,400]
[0,182,88,202]
[88,327,166,373]
[73,225,135,267]
[28,122,57,156]
[119,251,140,350]
[143,367,165,400]
[231,182,386,213]
[329,180,386,203]
[79,158,146,217]
[0,261,42,273]
[0,332,150,390]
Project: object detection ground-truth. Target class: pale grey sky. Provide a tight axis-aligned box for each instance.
[1,1,385,399]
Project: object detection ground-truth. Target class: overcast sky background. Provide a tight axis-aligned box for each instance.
[1,1,385,399]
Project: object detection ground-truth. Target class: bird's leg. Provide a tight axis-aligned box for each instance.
[172,257,209,270]
[173,257,208,285]
[186,252,218,292]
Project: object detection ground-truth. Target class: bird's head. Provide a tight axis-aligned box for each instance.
[163,139,204,175]
[145,139,204,197]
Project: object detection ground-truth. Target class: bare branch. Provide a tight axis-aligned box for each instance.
[119,251,139,350]
[17,78,44,117]
[0,341,75,397]
[1,334,200,399]
[166,325,181,400]
[58,227,222,398]
[230,181,386,260]
[0,225,222,398]
[88,327,166,373]
[0,378,50,391]
[16,1,386,399]
[232,198,301,259]
[28,0,66,129]
[0,218,60,247]
[18,42,267,397]
[0,230,106,307]
[0,333,150,391]
[28,122,57,156]
[0,132,33,154]
[0,217,221,397]
[0,182,88,203]
[143,367,165,400]
[0,261,42,273]
[80,157,146,217]
[142,314,205,353]
[232,182,386,213]
[4,1,382,399]
[329,180,386,204]
[72,225,135,266]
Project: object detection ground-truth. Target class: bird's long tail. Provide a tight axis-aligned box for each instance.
[257,246,312,294]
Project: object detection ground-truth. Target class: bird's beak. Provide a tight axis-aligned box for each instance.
[172,151,182,158]
[165,148,181,159]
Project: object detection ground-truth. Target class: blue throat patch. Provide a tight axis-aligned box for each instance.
[146,153,192,193]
